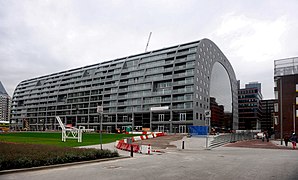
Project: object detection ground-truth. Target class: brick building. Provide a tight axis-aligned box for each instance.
[274,57,298,139]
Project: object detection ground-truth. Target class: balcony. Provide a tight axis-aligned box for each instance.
[172,88,193,94]
[172,79,194,86]
[152,90,172,96]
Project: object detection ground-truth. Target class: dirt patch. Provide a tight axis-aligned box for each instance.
[133,134,184,149]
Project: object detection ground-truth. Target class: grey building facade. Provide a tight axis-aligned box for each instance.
[0,81,11,122]
[11,39,238,132]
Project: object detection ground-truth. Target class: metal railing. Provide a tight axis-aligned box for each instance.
[208,132,254,149]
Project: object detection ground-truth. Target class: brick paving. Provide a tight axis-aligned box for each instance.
[224,139,296,150]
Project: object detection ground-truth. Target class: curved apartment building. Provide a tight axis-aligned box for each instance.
[11,38,238,132]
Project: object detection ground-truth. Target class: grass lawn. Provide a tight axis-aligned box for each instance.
[0,132,134,147]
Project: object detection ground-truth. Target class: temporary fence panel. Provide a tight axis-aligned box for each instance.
[188,126,208,136]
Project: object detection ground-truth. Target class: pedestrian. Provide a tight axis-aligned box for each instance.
[284,135,289,146]
[264,131,269,142]
[262,132,265,142]
[290,133,297,149]
[265,132,269,142]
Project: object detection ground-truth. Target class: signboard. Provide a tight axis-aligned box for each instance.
[150,106,169,111]
[97,106,103,113]
[204,110,211,118]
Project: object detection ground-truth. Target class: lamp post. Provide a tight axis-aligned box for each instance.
[76,107,79,127]
[293,103,296,133]
[169,119,172,134]
[100,112,103,150]
[97,105,103,150]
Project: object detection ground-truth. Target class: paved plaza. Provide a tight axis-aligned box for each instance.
[1,137,298,180]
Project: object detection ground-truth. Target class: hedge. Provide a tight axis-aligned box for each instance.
[0,142,119,170]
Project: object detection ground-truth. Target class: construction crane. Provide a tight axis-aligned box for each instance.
[145,32,152,52]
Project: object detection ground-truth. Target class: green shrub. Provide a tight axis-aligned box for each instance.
[0,142,119,171]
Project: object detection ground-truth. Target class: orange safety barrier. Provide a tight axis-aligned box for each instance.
[132,144,140,152]
[115,141,141,153]
[115,132,166,154]
[116,142,122,149]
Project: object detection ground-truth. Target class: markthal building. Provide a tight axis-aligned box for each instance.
[11,39,238,133]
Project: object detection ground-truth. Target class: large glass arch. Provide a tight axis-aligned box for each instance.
[209,62,232,132]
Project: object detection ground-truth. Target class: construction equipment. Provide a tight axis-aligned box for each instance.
[145,32,152,52]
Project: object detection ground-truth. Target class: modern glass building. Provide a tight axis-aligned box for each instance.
[238,86,262,130]
[10,38,238,133]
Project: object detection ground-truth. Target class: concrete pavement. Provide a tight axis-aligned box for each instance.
[2,136,298,180]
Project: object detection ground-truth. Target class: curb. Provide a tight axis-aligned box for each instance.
[0,156,130,175]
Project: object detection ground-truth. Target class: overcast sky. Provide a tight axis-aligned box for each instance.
[1,0,298,99]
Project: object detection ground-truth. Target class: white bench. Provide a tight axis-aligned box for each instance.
[56,116,94,142]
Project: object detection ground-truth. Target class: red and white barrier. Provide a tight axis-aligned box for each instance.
[132,136,142,142]
[115,132,165,155]
[140,144,151,154]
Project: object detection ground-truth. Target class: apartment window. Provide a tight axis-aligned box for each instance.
[296,84,298,92]
[296,97,298,105]
[179,113,186,121]
[158,114,164,121]
[158,125,164,132]
[81,117,86,123]
[196,113,199,119]
[274,103,278,112]
[94,117,98,123]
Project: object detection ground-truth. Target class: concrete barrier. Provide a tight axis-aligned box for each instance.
[140,144,151,154]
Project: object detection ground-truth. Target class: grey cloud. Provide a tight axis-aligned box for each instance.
[1,0,298,99]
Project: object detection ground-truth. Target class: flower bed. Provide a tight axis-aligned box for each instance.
[0,142,119,171]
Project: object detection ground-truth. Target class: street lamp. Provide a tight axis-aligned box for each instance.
[293,103,296,133]
[76,107,79,126]
[169,119,172,134]
[100,112,103,150]
[97,105,103,150]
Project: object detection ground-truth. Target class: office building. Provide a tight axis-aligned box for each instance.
[245,82,262,94]
[0,81,11,122]
[238,82,263,130]
[261,99,277,133]
[11,39,238,132]
[210,97,224,129]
